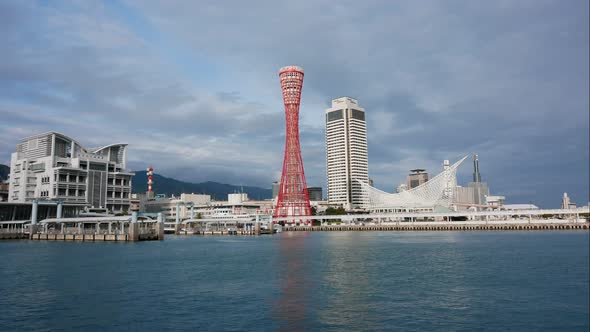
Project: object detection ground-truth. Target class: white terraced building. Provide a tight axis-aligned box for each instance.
[325,97,369,210]
[8,132,134,213]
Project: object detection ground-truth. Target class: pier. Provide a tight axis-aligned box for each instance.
[274,208,589,225]
[0,211,165,242]
[166,214,274,236]
[1,207,588,239]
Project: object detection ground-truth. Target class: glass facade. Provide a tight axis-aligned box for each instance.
[327,109,344,122]
[351,109,365,121]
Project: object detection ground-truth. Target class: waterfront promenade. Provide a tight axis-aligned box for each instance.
[1,208,588,240]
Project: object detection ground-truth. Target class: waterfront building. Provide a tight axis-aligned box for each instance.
[8,132,133,213]
[182,193,212,206]
[308,187,323,201]
[228,193,248,205]
[143,192,273,222]
[143,193,212,221]
[325,97,369,210]
[469,154,489,205]
[453,186,477,205]
[360,156,467,213]
[453,154,490,207]
[129,193,143,212]
[453,183,489,207]
[0,201,86,221]
[407,169,429,189]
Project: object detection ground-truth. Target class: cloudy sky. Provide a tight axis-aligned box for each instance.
[1,0,588,207]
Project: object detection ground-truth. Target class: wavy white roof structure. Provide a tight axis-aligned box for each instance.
[360,156,468,210]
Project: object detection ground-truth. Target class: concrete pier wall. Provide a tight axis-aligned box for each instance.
[284,223,589,232]
[29,233,131,241]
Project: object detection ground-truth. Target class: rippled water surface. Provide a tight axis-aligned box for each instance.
[1,231,588,331]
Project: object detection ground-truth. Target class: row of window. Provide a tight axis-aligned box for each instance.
[326,109,366,122]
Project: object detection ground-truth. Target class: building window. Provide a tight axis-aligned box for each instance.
[327,109,344,122]
[89,163,106,171]
[30,163,46,172]
[351,109,365,121]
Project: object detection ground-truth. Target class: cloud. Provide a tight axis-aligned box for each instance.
[0,0,588,207]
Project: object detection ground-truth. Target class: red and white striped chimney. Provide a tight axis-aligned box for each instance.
[147,166,154,193]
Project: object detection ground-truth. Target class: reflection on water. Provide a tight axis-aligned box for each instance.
[275,232,310,331]
[275,232,477,331]
[317,232,380,330]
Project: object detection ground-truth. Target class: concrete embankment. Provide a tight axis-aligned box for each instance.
[0,233,28,240]
[29,233,138,242]
[284,223,589,232]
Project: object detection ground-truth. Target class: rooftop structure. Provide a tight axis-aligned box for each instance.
[486,195,505,208]
[473,154,482,183]
[407,169,429,189]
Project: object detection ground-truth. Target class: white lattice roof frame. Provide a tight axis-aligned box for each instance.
[359,156,468,209]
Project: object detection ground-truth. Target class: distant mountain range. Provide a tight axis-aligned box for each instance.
[0,164,9,181]
[131,170,272,200]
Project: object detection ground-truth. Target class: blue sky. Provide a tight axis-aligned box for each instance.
[0,0,588,207]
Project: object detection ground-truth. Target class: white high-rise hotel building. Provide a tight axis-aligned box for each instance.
[325,97,369,210]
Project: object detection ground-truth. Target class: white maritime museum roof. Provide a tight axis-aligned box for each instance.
[360,156,468,210]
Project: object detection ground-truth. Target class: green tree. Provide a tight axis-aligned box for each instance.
[325,207,346,215]
[323,207,346,224]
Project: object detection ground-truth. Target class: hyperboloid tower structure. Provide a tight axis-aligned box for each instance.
[274,65,312,222]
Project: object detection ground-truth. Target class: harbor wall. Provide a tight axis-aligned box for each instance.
[284,222,589,232]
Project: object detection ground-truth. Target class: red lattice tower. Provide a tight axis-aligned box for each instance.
[274,65,312,223]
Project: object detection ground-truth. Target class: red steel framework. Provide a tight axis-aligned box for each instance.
[274,65,312,223]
